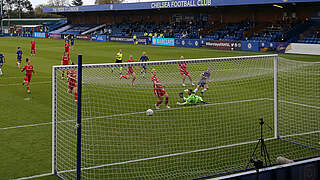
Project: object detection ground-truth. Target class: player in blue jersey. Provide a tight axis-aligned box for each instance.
[194,68,211,96]
[140,52,149,78]
[70,36,75,50]
[16,47,23,69]
[0,53,6,75]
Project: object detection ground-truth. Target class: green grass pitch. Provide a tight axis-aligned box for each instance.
[0,37,319,179]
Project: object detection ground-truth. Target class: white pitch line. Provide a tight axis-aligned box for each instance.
[0,81,51,87]
[84,98,268,120]
[14,172,52,180]
[265,98,320,109]
[280,130,320,139]
[0,122,52,130]
[57,137,276,174]
[0,98,267,130]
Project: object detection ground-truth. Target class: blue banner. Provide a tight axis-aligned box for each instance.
[241,41,260,51]
[91,35,107,42]
[260,42,278,49]
[34,32,47,38]
[22,33,33,37]
[110,36,133,43]
[152,37,175,46]
[109,36,148,44]
[200,39,206,45]
[175,39,201,47]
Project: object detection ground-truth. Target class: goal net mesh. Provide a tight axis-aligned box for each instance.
[277,58,320,156]
[52,55,319,179]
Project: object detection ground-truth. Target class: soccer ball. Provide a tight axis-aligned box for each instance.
[146,109,154,116]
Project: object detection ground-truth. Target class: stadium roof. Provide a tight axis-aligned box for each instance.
[43,0,320,13]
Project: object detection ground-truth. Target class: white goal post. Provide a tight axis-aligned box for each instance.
[51,54,319,179]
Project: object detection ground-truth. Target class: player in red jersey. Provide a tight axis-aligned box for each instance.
[30,38,36,56]
[67,63,78,101]
[61,52,72,79]
[64,40,70,54]
[21,58,36,93]
[178,56,194,86]
[120,55,136,86]
[61,52,72,65]
[151,69,170,110]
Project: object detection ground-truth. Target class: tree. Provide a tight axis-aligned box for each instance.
[95,0,124,5]
[48,0,69,7]
[2,0,34,18]
[71,0,83,6]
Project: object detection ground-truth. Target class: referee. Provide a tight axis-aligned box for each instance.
[116,49,123,63]
[113,49,123,73]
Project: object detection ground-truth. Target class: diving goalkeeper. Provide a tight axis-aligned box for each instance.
[177,89,207,105]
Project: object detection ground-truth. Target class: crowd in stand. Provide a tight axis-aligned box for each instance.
[75,19,305,43]
[6,17,319,44]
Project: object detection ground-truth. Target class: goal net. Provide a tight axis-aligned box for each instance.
[52,55,319,179]
[277,58,320,156]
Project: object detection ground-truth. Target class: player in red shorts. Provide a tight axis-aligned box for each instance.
[61,52,72,79]
[151,69,170,110]
[67,63,78,101]
[120,55,136,86]
[30,38,36,56]
[178,56,194,87]
[64,40,70,54]
[21,58,36,93]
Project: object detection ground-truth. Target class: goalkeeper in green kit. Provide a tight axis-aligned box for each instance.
[177,89,207,105]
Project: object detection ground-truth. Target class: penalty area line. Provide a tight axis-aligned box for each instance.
[14,172,52,180]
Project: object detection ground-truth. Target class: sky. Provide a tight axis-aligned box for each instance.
[29,0,158,8]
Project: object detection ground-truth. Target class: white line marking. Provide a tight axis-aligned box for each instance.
[83,98,268,121]
[57,137,276,174]
[0,98,267,130]
[0,122,52,130]
[14,172,52,180]
[280,130,320,139]
[0,81,51,87]
[265,98,320,109]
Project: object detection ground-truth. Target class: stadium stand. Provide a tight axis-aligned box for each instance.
[43,3,320,45]
[43,19,67,32]
[49,19,320,44]
[297,24,320,44]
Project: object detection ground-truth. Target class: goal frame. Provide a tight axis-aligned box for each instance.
[51,54,282,179]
